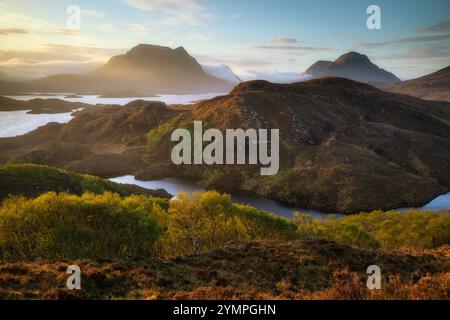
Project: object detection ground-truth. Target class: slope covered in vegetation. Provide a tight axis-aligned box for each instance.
[0,241,447,300]
[0,163,170,201]
[0,189,448,299]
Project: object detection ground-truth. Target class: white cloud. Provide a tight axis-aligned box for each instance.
[0,12,54,31]
[253,45,332,52]
[0,44,125,80]
[270,38,299,43]
[100,23,153,35]
[82,9,106,19]
[0,28,29,36]
[195,54,307,82]
[124,0,215,26]
[54,28,81,36]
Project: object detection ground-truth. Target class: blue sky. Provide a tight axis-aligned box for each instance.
[0,0,449,81]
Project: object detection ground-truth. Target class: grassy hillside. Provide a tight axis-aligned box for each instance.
[0,163,170,201]
[0,241,447,300]
[0,187,448,300]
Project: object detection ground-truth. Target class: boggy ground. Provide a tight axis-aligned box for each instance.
[0,240,448,300]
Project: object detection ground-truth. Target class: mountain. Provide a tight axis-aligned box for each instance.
[304,52,401,83]
[1,77,449,213]
[0,45,235,95]
[201,64,242,84]
[88,44,234,94]
[385,66,450,102]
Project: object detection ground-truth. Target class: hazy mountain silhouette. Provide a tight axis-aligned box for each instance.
[0,45,235,95]
[201,64,242,84]
[304,52,401,83]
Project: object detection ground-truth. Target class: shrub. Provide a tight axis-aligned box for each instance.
[0,192,165,261]
[294,210,450,249]
[147,115,182,152]
[161,191,297,257]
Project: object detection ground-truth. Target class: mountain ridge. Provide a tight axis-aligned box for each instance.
[305,52,401,84]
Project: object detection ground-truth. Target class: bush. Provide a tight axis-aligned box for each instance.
[147,115,182,152]
[161,191,297,257]
[294,210,450,249]
[0,192,165,261]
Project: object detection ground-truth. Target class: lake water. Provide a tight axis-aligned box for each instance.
[0,110,75,138]
[421,193,450,211]
[6,92,224,106]
[0,93,225,138]
[110,176,450,219]
[110,175,334,219]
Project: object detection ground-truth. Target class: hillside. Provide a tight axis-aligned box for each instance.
[0,188,447,300]
[305,52,401,83]
[0,96,90,114]
[0,78,449,213]
[0,163,171,200]
[0,45,234,95]
[0,240,448,300]
[386,66,450,102]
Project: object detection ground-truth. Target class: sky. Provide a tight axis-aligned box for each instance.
[0,0,449,81]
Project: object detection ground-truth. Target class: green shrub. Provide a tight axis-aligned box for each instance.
[294,210,450,249]
[161,191,297,257]
[0,192,165,261]
[147,115,182,152]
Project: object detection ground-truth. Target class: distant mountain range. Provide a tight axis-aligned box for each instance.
[0,46,448,103]
[0,44,236,95]
[304,52,401,84]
